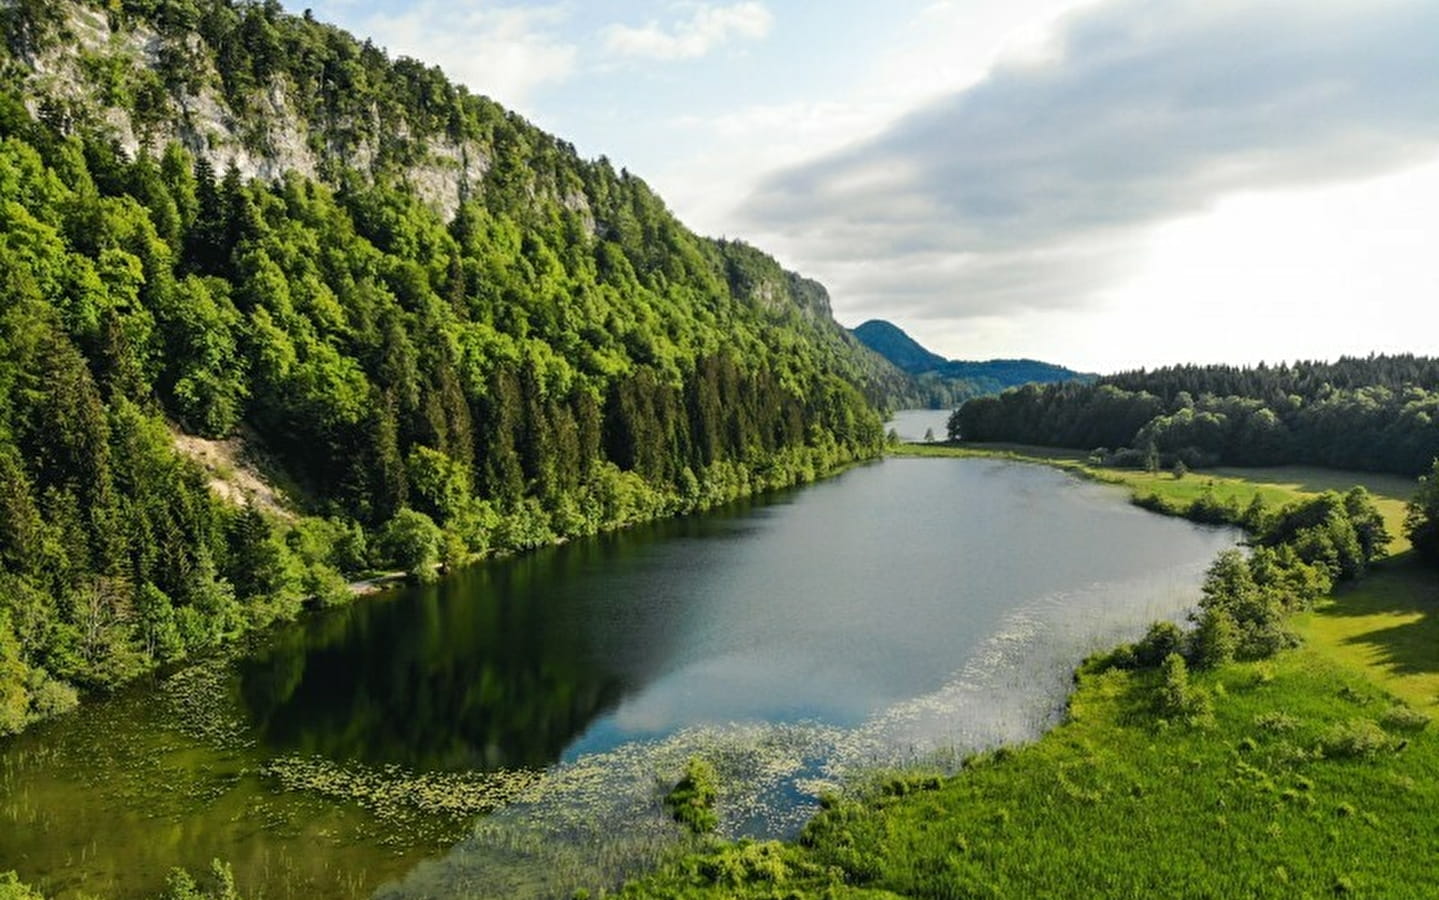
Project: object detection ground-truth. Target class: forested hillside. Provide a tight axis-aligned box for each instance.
[0,0,893,733]
[852,318,1090,409]
[952,357,1439,475]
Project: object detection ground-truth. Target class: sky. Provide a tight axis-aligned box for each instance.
[295,0,1439,373]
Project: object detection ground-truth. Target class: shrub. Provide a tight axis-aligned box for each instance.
[1157,653,1211,722]
[1253,711,1300,733]
[26,672,78,719]
[0,871,45,900]
[1135,621,1185,668]
[1133,492,1182,516]
[1405,460,1439,565]
[161,860,241,900]
[1379,706,1430,733]
[1189,607,1237,670]
[1079,642,1138,676]
[379,508,442,581]
[1188,485,1240,525]
[1318,719,1391,759]
[665,757,720,835]
[698,841,791,888]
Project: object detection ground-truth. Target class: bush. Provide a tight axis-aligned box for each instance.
[697,840,792,888]
[1404,460,1439,565]
[665,757,720,835]
[302,563,353,608]
[1105,447,1150,469]
[1156,653,1211,722]
[1189,607,1237,670]
[1379,706,1430,733]
[1318,719,1391,759]
[0,871,46,900]
[1132,492,1182,516]
[379,508,442,581]
[1253,711,1300,733]
[1079,643,1136,676]
[161,860,241,900]
[1187,491,1241,525]
[1135,621,1184,668]
[1236,616,1298,661]
[26,671,78,719]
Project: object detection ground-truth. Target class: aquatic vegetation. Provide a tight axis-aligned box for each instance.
[260,756,545,845]
[158,654,255,750]
[377,573,1211,899]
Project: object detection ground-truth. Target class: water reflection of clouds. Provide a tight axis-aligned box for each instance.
[601,649,889,738]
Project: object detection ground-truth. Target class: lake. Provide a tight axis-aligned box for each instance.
[886,408,954,442]
[0,458,1238,898]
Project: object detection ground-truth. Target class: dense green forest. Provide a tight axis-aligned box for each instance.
[851,318,1090,408]
[951,357,1439,476]
[0,0,898,734]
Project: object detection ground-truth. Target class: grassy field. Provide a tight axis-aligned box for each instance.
[620,448,1439,899]
[1296,562,1439,709]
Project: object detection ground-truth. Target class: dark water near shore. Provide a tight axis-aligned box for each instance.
[0,458,1237,898]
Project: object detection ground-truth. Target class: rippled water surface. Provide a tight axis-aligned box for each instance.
[0,458,1237,898]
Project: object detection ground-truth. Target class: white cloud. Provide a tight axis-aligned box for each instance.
[647,0,1094,247]
[356,2,577,112]
[603,2,773,61]
[738,0,1439,366]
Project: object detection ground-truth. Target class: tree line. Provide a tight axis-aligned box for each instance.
[951,358,1439,476]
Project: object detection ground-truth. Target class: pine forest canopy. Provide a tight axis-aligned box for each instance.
[0,0,911,733]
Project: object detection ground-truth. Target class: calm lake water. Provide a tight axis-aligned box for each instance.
[0,458,1238,898]
[886,408,954,442]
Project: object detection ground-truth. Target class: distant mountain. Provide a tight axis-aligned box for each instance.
[851,320,949,374]
[851,319,1091,403]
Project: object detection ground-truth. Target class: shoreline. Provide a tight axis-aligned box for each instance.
[618,446,1432,897]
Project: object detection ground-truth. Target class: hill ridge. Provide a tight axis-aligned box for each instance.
[851,318,1092,402]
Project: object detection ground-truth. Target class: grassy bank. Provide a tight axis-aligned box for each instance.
[620,450,1439,898]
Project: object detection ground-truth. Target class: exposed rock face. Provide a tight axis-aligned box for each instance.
[19,0,498,221]
[5,1,845,326]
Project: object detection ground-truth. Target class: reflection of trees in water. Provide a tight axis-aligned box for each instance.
[236,527,713,772]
